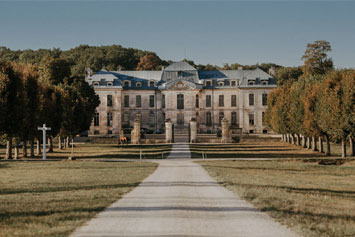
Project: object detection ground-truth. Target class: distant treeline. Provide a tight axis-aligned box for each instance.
[0,44,282,78]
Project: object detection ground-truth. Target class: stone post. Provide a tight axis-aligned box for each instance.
[190,118,197,143]
[221,117,231,143]
[165,119,173,143]
[131,116,141,144]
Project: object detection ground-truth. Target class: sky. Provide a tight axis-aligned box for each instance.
[0,1,354,68]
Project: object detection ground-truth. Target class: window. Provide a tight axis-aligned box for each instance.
[177,94,184,109]
[107,112,113,127]
[262,80,268,85]
[231,112,237,126]
[107,82,113,86]
[123,112,129,126]
[136,95,141,108]
[124,95,129,107]
[149,81,155,87]
[231,80,236,87]
[107,95,113,107]
[136,82,142,87]
[149,95,155,108]
[249,113,254,125]
[206,95,212,107]
[262,93,268,106]
[262,112,265,125]
[162,113,166,123]
[149,111,155,127]
[231,95,237,107]
[219,95,224,107]
[124,81,130,87]
[195,95,199,108]
[93,82,99,86]
[94,130,99,135]
[94,112,99,126]
[108,130,112,134]
[248,80,255,85]
[206,112,212,126]
[206,81,212,87]
[162,94,165,108]
[218,81,224,86]
[219,112,224,125]
[249,93,254,106]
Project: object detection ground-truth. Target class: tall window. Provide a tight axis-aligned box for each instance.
[149,111,155,127]
[262,93,268,106]
[219,112,224,125]
[262,112,265,125]
[206,95,212,107]
[206,81,212,87]
[249,93,254,106]
[162,94,165,108]
[177,94,184,109]
[195,95,199,108]
[231,80,236,87]
[136,95,141,108]
[149,95,155,108]
[107,95,113,107]
[123,112,129,126]
[94,112,99,126]
[231,95,237,107]
[219,95,224,107]
[124,81,130,87]
[107,112,113,127]
[249,113,254,125]
[206,112,212,126]
[231,112,237,126]
[124,95,129,107]
[149,81,155,87]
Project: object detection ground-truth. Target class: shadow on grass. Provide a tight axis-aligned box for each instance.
[222,182,355,198]
[0,182,141,195]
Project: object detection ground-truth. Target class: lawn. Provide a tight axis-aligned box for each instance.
[198,159,355,237]
[0,142,172,160]
[0,161,158,237]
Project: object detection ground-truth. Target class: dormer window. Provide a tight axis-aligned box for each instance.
[93,82,99,86]
[206,80,212,87]
[231,80,237,87]
[123,81,130,87]
[149,81,155,87]
[261,80,268,85]
[248,80,255,86]
[107,82,113,86]
[136,82,142,87]
[218,81,224,86]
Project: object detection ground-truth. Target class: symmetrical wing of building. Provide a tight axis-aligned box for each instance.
[86,61,276,135]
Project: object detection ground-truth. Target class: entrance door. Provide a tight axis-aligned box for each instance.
[177,113,184,128]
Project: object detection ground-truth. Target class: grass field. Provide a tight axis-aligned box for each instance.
[197,141,355,237]
[0,143,172,160]
[190,139,352,159]
[0,161,158,237]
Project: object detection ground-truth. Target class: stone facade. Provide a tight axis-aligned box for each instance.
[86,61,276,136]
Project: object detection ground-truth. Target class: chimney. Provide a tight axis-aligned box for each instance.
[268,66,276,76]
[117,65,122,71]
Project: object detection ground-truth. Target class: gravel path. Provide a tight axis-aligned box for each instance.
[72,143,298,237]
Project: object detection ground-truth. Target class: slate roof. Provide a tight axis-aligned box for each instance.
[87,61,276,89]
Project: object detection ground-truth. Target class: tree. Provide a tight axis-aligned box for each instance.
[301,40,333,77]
[136,54,162,70]
[39,56,71,85]
[274,67,303,85]
[0,61,24,159]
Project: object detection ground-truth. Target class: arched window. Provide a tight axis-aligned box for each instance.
[177,94,184,109]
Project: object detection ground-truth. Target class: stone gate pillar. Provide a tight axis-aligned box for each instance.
[131,116,141,144]
[165,119,173,143]
[190,118,197,143]
[221,117,231,143]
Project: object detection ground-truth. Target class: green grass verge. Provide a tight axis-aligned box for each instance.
[198,159,355,237]
[0,161,158,236]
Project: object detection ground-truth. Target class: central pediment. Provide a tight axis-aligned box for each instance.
[164,79,199,90]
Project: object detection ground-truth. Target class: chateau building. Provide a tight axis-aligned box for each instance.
[86,61,276,135]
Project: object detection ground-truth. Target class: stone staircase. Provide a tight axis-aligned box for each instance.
[167,143,191,159]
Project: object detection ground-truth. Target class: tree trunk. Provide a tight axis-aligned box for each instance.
[291,134,296,145]
[22,139,28,157]
[296,134,301,146]
[312,136,318,151]
[349,136,354,157]
[48,136,53,152]
[30,139,35,157]
[341,139,347,158]
[14,146,19,160]
[58,136,62,149]
[318,137,324,153]
[301,135,306,148]
[325,135,331,156]
[307,137,312,149]
[66,137,69,148]
[5,139,12,159]
[36,138,41,155]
